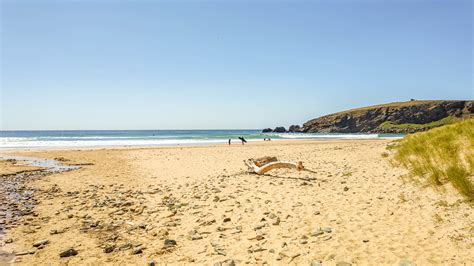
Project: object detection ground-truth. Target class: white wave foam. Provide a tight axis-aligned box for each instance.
[268,133,380,139]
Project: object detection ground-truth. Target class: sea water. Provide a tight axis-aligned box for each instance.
[0,130,403,149]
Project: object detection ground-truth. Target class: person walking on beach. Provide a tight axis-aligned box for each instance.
[228,139,231,145]
[238,136,247,145]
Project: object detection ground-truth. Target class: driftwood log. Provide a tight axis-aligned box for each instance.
[244,157,304,175]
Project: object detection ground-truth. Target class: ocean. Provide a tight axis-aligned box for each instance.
[0,130,403,149]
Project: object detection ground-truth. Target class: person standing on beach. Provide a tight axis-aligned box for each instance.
[238,136,247,145]
[228,139,231,145]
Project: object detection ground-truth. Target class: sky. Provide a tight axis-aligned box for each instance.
[1,0,472,130]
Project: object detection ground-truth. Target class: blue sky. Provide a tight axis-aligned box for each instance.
[1,0,472,130]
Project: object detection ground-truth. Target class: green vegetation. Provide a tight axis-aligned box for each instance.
[392,118,474,200]
[330,100,447,116]
[380,116,459,131]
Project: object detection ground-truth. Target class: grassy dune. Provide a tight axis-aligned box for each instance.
[391,118,474,200]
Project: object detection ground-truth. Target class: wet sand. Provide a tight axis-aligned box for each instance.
[0,140,472,265]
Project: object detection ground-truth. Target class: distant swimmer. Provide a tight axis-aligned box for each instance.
[228,139,231,145]
[238,136,247,145]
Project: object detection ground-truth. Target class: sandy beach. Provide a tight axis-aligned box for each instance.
[0,140,472,265]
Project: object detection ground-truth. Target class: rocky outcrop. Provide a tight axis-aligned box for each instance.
[273,127,286,133]
[288,125,301,132]
[301,100,473,134]
[262,128,273,133]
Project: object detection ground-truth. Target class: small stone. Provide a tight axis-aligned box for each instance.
[323,235,332,241]
[214,259,236,266]
[33,239,49,247]
[299,239,308,244]
[164,239,177,248]
[223,217,231,223]
[59,248,78,258]
[16,250,35,256]
[272,217,280,225]
[363,239,369,243]
[311,230,324,237]
[103,244,115,253]
[254,222,266,230]
[191,234,203,240]
[131,246,143,254]
[149,259,156,266]
[336,262,352,266]
[343,187,349,192]
[119,243,132,251]
[5,238,13,244]
[321,227,332,233]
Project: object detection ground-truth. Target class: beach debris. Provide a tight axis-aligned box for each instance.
[59,248,78,258]
[244,157,306,175]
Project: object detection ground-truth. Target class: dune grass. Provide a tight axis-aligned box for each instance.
[392,118,474,200]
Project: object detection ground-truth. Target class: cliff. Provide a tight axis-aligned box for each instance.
[300,100,474,134]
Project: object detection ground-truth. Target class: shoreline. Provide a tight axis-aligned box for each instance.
[0,138,394,153]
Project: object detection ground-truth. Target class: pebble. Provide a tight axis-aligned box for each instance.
[321,227,332,233]
[33,239,49,247]
[164,239,177,248]
[223,217,231,223]
[131,246,143,255]
[214,259,237,266]
[311,230,324,237]
[103,244,115,253]
[336,262,352,266]
[119,243,132,251]
[343,187,349,192]
[191,234,203,240]
[149,259,156,266]
[59,248,78,258]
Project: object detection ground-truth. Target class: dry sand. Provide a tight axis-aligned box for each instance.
[0,140,472,265]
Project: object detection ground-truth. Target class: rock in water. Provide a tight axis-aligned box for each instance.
[59,248,78,258]
[261,128,273,133]
[273,127,286,133]
[288,125,301,132]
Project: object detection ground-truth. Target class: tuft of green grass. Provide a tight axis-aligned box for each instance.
[381,152,389,158]
[380,116,459,131]
[392,118,474,200]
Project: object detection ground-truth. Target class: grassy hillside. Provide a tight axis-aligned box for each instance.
[379,116,459,131]
[329,100,445,116]
[391,118,473,200]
